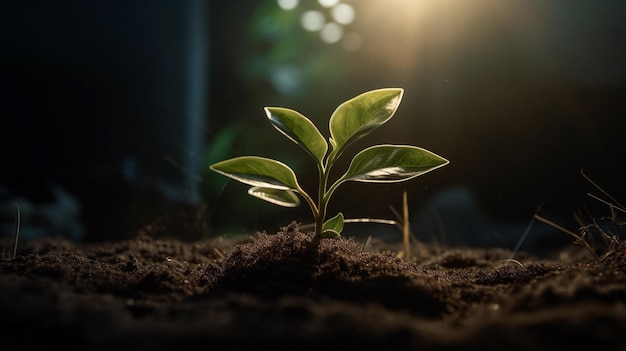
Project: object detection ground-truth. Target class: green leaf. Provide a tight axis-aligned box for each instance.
[328,88,404,162]
[265,107,328,164]
[210,156,301,190]
[338,145,449,184]
[248,187,300,207]
[323,212,344,234]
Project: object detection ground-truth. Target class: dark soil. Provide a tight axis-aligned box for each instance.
[1,222,626,350]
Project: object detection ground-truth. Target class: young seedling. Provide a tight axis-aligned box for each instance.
[210,88,449,246]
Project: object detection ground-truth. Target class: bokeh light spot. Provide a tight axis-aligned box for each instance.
[301,11,325,31]
[320,22,343,43]
[331,3,355,25]
[277,0,299,11]
[318,0,339,8]
[270,65,302,95]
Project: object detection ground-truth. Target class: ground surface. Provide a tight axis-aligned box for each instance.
[1,223,626,350]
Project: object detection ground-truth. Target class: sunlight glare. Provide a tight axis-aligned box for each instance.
[357,0,499,74]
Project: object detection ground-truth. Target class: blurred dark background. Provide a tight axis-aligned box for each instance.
[2,0,625,252]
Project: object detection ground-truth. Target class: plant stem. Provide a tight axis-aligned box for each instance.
[402,191,410,261]
[13,203,20,259]
[299,189,320,232]
[313,164,328,244]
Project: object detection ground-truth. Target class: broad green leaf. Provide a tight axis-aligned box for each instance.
[265,107,328,164]
[328,88,403,161]
[210,156,300,190]
[248,186,300,207]
[338,145,449,184]
[323,212,344,234]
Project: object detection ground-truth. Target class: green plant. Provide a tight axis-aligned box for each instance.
[209,88,449,245]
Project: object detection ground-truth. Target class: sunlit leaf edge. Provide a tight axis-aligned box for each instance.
[209,156,301,190]
[339,144,450,184]
[328,88,404,161]
[265,107,328,164]
[248,186,300,207]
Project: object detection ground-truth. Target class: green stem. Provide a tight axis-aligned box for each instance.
[324,177,344,205]
[314,163,328,244]
[299,188,319,231]
[314,179,344,241]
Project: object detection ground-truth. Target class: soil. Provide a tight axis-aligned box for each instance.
[1,221,626,350]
